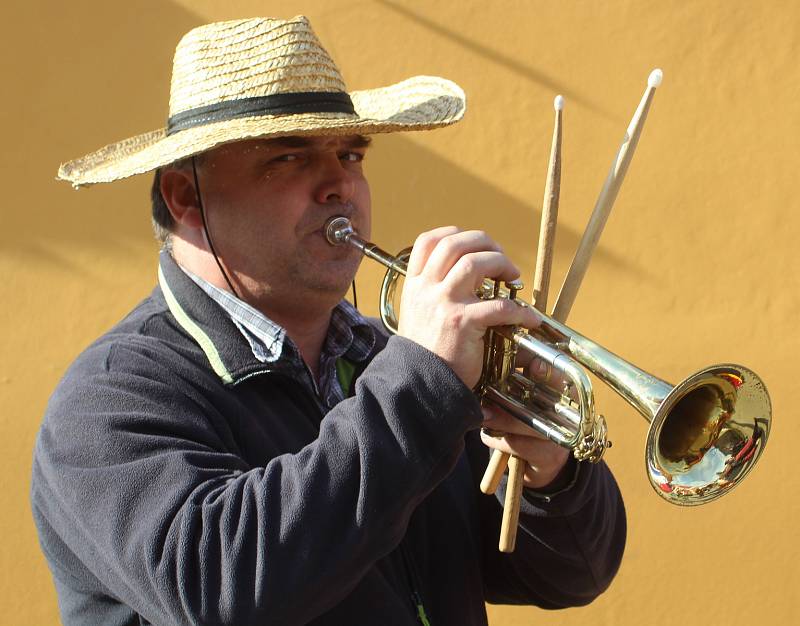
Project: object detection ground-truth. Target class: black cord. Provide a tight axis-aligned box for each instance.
[191,156,239,297]
[351,280,358,309]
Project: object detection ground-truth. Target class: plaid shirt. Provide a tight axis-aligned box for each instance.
[180,266,375,409]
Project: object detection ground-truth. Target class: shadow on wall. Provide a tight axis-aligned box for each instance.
[0,0,643,289]
[0,0,201,270]
[367,133,645,284]
[374,0,622,124]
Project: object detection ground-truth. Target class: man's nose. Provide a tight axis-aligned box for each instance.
[314,155,355,204]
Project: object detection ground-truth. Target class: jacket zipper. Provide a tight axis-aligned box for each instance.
[399,542,432,626]
[340,360,432,624]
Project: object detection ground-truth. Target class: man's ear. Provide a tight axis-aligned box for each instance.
[160,168,204,229]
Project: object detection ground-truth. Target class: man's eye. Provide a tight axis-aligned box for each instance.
[341,152,364,163]
[275,153,299,162]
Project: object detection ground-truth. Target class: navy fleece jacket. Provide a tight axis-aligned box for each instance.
[31,251,626,625]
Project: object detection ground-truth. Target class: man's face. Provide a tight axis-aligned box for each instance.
[194,134,372,312]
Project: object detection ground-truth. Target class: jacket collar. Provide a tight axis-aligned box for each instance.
[156,250,386,385]
[158,250,291,383]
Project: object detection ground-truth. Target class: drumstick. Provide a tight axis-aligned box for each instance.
[495,68,662,553]
[481,95,564,499]
[498,95,563,553]
[533,94,564,310]
[551,69,662,322]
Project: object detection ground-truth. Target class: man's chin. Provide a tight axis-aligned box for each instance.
[282,253,361,301]
[315,257,361,288]
[308,275,358,299]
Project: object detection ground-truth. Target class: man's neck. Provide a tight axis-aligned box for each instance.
[267,308,333,382]
[172,238,339,379]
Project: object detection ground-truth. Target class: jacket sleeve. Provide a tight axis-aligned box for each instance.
[465,430,627,608]
[31,335,484,626]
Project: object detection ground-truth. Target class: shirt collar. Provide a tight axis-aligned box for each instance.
[176,260,376,367]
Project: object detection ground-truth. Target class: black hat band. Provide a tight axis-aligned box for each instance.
[167,91,356,135]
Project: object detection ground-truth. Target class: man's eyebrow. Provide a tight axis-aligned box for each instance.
[268,136,314,148]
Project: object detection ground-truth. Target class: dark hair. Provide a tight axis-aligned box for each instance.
[150,167,175,245]
[150,155,204,246]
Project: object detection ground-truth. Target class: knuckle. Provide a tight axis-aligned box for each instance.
[470,229,502,252]
[456,255,476,277]
[496,297,518,315]
[437,232,462,255]
[413,230,438,249]
[414,226,457,249]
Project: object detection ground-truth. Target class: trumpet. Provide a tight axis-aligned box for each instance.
[325,215,771,506]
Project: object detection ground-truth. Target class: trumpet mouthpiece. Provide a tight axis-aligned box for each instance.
[325,216,354,246]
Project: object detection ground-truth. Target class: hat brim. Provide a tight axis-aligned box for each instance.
[58,76,465,187]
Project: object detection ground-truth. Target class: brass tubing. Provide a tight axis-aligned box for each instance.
[326,216,605,460]
[324,216,772,506]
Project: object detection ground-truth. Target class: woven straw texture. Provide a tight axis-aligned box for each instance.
[58,16,466,187]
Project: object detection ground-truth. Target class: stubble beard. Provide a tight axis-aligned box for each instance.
[249,244,361,310]
[291,247,362,296]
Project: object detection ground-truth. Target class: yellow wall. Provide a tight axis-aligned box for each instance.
[3,1,797,623]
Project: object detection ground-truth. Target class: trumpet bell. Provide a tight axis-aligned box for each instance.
[646,364,771,505]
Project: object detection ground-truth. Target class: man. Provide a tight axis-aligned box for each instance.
[32,16,625,625]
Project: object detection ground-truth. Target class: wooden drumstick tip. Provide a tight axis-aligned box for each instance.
[481,449,510,494]
[551,67,662,323]
[648,68,663,88]
[554,94,565,111]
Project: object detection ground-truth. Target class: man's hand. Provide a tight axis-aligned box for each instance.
[480,356,574,490]
[480,405,570,489]
[397,227,542,389]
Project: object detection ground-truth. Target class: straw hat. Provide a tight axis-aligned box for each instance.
[58,16,466,187]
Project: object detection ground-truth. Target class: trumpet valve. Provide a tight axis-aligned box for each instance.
[506,279,523,300]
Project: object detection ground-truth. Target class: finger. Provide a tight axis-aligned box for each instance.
[479,430,570,489]
[520,356,558,383]
[422,230,504,283]
[520,357,573,400]
[512,348,535,369]
[463,298,542,333]
[482,405,548,438]
[404,226,461,277]
[513,350,573,401]
[479,428,561,459]
[479,429,525,456]
[444,251,522,298]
